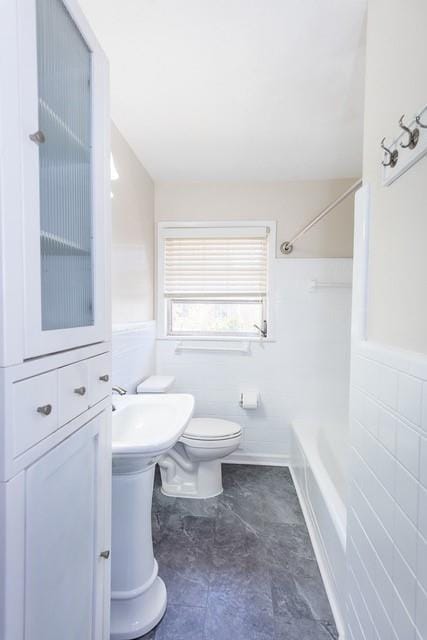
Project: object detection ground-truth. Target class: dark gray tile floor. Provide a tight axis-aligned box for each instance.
[143,464,338,640]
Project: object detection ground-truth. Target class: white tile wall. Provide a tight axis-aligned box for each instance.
[347,342,427,640]
[156,258,352,463]
[112,321,156,392]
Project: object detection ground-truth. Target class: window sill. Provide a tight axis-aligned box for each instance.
[156,335,277,344]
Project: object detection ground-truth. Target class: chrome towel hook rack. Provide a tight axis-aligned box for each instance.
[416,113,427,128]
[381,103,427,186]
[398,114,419,149]
[381,138,399,167]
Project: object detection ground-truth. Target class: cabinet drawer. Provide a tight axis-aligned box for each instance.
[13,371,59,457]
[58,362,89,425]
[88,353,111,407]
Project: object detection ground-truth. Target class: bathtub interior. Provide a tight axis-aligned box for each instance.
[317,421,349,508]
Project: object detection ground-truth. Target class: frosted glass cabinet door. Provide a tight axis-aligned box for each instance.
[20,0,109,358]
[37,0,93,331]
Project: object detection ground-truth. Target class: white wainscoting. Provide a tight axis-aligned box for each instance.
[346,341,427,640]
[156,258,352,465]
[112,321,156,392]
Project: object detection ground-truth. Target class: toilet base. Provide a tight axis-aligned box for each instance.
[160,458,223,499]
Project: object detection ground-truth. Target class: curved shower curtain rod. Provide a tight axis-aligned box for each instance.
[280,178,363,255]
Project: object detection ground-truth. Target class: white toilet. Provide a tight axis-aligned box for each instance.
[137,376,242,499]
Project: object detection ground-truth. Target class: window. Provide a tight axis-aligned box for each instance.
[158,223,274,338]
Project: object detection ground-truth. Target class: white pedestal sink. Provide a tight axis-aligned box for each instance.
[110,393,194,640]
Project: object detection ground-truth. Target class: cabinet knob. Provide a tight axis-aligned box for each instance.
[37,404,52,416]
[100,550,110,559]
[29,130,46,145]
[99,374,109,382]
[74,386,86,396]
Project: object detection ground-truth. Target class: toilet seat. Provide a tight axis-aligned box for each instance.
[180,417,242,443]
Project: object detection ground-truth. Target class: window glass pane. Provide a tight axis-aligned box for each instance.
[36,0,93,330]
[169,300,263,336]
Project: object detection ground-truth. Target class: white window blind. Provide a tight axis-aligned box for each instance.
[162,227,268,298]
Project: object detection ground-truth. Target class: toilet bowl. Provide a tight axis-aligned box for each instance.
[136,376,242,499]
[159,417,242,499]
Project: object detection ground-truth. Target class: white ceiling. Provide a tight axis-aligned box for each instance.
[80,0,367,181]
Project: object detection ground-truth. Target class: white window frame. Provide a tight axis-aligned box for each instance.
[156,220,276,341]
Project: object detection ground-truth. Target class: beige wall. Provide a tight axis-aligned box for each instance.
[155,179,358,258]
[364,0,427,353]
[111,123,154,323]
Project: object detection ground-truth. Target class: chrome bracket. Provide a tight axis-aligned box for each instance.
[280,241,293,255]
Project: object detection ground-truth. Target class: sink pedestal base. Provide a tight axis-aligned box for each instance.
[110,462,166,640]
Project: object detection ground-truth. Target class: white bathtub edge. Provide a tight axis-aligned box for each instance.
[290,464,347,639]
[290,424,347,639]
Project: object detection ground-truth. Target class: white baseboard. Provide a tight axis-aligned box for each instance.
[290,465,346,640]
[223,451,290,467]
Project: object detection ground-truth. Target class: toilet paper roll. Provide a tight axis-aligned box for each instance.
[240,391,259,409]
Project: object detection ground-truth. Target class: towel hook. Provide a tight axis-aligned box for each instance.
[399,114,419,149]
[381,137,398,168]
[415,112,427,129]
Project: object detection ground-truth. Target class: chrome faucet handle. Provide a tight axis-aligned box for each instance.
[253,321,268,338]
[112,385,127,396]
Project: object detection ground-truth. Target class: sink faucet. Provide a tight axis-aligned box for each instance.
[112,385,127,396]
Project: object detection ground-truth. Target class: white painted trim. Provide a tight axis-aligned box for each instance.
[0,0,25,366]
[157,220,276,230]
[156,220,277,341]
[112,320,156,335]
[156,335,277,343]
[290,465,347,639]
[223,451,289,467]
[355,339,427,380]
[351,184,370,343]
[18,0,110,359]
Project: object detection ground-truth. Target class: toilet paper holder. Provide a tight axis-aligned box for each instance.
[239,391,259,409]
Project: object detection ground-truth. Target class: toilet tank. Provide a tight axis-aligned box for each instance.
[136,375,175,393]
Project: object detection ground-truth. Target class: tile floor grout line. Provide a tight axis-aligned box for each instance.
[148,464,338,640]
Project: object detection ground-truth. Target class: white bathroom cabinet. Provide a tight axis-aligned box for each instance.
[0,346,113,640]
[24,411,108,640]
[0,0,110,365]
[0,0,112,638]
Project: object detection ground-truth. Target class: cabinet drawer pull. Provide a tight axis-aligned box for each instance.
[29,130,46,144]
[37,404,52,416]
[74,386,86,396]
[99,374,109,382]
[100,550,110,559]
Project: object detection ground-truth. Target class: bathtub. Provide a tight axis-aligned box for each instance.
[290,422,347,638]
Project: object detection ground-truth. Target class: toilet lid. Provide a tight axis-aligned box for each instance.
[182,418,242,441]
